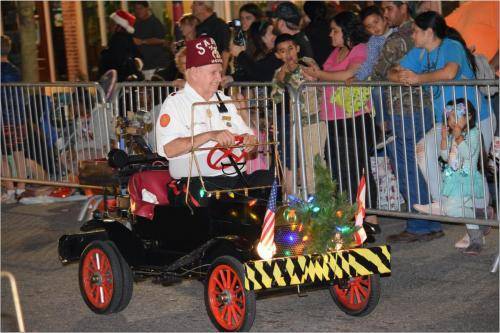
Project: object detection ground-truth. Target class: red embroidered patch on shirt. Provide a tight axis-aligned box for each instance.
[160,114,170,127]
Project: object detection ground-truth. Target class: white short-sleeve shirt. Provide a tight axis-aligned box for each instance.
[156,83,252,179]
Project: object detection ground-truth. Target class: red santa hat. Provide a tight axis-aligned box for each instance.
[110,10,136,34]
[185,36,223,69]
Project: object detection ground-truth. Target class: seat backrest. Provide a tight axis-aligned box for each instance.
[128,170,171,220]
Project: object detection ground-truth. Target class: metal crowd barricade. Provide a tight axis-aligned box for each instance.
[1,82,110,188]
[1,79,498,229]
[109,81,178,153]
[225,82,290,191]
[292,80,499,227]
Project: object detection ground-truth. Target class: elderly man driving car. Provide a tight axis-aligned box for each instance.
[156,35,274,195]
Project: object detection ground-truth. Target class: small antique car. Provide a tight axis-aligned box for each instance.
[59,146,391,332]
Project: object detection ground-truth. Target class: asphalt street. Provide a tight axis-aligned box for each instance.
[1,201,498,332]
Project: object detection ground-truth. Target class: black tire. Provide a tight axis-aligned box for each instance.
[78,240,133,314]
[106,241,134,313]
[204,256,256,332]
[329,274,381,316]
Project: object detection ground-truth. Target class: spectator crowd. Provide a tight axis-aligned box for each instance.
[2,1,499,255]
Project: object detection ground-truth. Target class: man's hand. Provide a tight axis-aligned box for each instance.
[133,37,144,46]
[399,69,420,85]
[211,130,235,146]
[241,133,258,154]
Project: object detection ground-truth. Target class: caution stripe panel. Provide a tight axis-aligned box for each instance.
[244,246,391,291]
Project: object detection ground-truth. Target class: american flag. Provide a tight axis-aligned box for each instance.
[257,180,278,259]
[354,174,367,245]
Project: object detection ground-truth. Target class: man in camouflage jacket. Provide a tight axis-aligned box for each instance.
[375,1,440,243]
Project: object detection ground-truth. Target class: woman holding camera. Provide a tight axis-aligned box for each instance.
[224,20,282,84]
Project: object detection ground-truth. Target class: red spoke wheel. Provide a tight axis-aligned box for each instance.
[204,256,256,332]
[330,274,381,316]
[79,241,133,314]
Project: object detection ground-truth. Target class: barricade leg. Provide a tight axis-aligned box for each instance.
[491,253,499,273]
[1,271,26,332]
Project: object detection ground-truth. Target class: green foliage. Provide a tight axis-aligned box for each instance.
[301,155,357,253]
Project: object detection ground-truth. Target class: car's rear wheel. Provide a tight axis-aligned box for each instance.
[204,256,256,332]
[79,240,133,314]
[330,274,380,316]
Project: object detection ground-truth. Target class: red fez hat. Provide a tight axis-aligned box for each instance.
[185,36,222,69]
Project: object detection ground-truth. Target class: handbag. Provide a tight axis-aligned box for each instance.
[331,86,371,117]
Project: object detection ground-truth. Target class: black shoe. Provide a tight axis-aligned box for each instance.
[364,221,381,234]
[386,231,423,243]
[419,230,445,242]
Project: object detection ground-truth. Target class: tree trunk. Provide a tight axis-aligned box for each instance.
[17,1,39,82]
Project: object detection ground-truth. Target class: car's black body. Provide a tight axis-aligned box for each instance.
[59,196,268,275]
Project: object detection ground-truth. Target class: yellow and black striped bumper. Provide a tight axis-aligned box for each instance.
[244,245,391,291]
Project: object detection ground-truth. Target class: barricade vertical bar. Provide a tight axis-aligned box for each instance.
[418,86,427,206]
[333,86,342,193]
[38,87,53,178]
[349,86,360,192]
[291,84,306,199]
[341,86,352,202]
[17,86,28,182]
[359,87,373,207]
[322,85,332,178]
[388,86,402,210]
[66,86,77,178]
[290,84,298,195]
[377,85,391,209]
[367,86,379,208]
[55,87,66,181]
[22,87,34,181]
[399,85,410,210]
[486,85,499,217]
[409,86,420,205]
[475,84,488,213]
[44,90,56,181]
[10,87,20,179]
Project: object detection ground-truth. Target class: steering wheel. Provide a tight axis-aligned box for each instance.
[206,135,248,171]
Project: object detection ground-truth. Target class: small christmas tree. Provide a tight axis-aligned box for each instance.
[291,155,357,253]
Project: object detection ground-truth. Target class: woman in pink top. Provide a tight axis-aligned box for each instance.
[303,11,378,211]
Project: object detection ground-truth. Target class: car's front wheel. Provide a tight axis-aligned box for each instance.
[330,274,381,316]
[204,256,256,332]
[79,240,133,314]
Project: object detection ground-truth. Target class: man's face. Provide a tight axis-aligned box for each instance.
[363,13,389,36]
[381,2,405,27]
[191,2,204,17]
[191,63,223,96]
[275,19,286,34]
[274,40,299,66]
[133,4,149,20]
